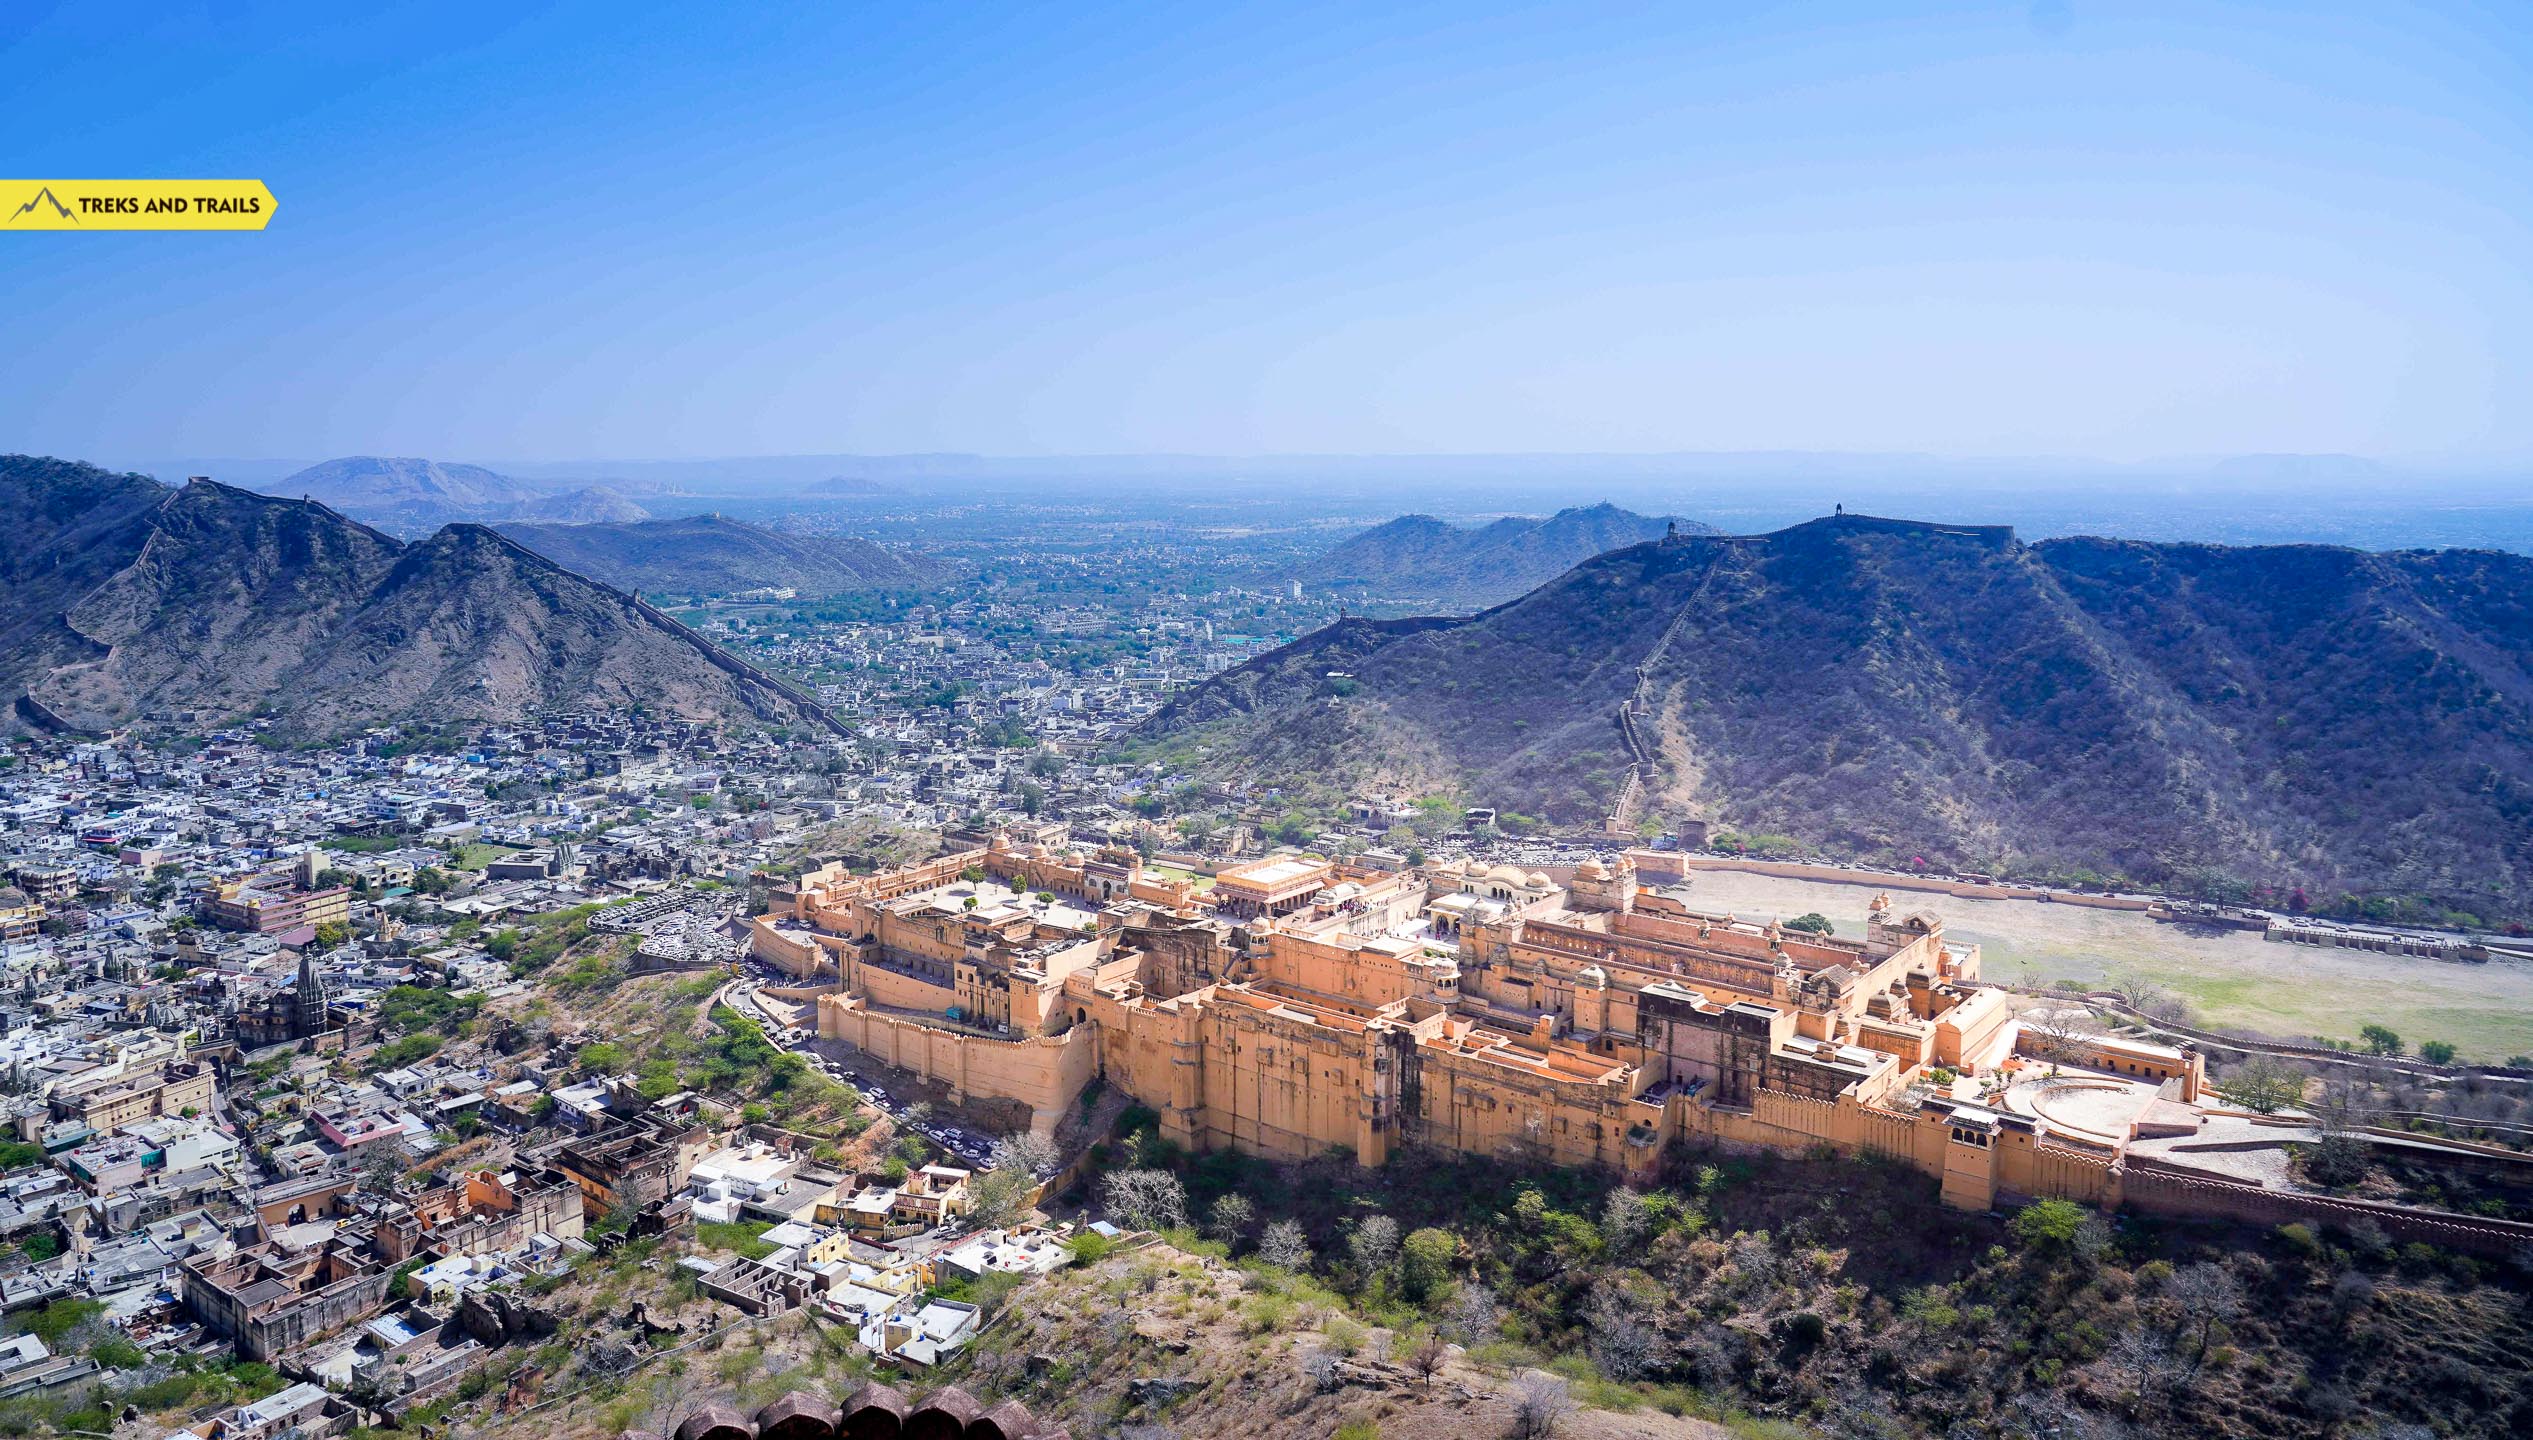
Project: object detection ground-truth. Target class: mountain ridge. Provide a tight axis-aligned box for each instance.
[1147,514,2533,919]
[1305,502,1716,608]
[494,513,935,596]
[0,457,841,739]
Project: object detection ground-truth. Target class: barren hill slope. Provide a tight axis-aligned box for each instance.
[1306,502,1715,608]
[0,456,840,738]
[269,454,541,528]
[497,513,934,596]
[1145,514,2533,917]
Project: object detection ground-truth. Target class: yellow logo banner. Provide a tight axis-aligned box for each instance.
[4,179,277,231]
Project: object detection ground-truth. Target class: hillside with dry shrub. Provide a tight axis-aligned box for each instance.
[1143,515,2533,924]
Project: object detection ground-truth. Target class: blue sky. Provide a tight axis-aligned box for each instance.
[4,1,2528,465]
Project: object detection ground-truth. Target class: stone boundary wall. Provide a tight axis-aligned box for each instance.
[813,994,1096,1136]
[2010,1140,2118,1207]
[1853,1101,1934,1168]
[1731,1089,2121,1206]
[2055,989,2528,1080]
[1719,1085,2529,1248]
[747,919,825,979]
[2122,1157,2533,1258]
[1674,855,2156,911]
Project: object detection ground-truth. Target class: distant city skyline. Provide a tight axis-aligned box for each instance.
[6,1,2529,466]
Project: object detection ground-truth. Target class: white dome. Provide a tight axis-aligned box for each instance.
[1526,871,1551,888]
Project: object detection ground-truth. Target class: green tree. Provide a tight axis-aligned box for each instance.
[2010,1198,2089,1254]
[1399,1226,1458,1301]
[1783,912,1834,936]
[2417,1040,2457,1065]
[2358,1024,2404,1057]
[2218,1053,2306,1114]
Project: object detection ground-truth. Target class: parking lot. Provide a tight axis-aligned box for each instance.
[723,974,1014,1172]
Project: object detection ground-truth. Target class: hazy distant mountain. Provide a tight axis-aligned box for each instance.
[2205,453,2393,486]
[496,514,936,596]
[504,485,651,523]
[814,476,897,497]
[1150,513,2533,919]
[1305,502,1715,608]
[271,455,541,527]
[0,456,839,738]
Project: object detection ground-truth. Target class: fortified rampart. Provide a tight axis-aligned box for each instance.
[760,833,2523,1254]
[814,992,1097,1136]
[2120,1157,2533,1258]
[1666,854,2157,911]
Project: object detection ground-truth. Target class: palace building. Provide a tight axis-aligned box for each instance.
[753,831,2203,1211]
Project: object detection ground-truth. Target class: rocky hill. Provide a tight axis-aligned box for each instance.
[505,484,651,523]
[268,455,543,528]
[1306,502,1714,608]
[0,456,840,738]
[495,514,935,596]
[264,458,656,529]
[1146,513,2533,918]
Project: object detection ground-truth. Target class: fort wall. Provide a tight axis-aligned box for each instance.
[2121,1157,2533,1258]
[1673,855,2156,911]
[813,993,1096,1136]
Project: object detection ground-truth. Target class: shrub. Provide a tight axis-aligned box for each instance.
[2010,1199,2090,1254]
[1257,1219,1313,1271]
[1511,1373,1576,1438]
[1100,1168,1189,1232]
[87,1336,146,1370]
[1776,1310,1827,1348]
[2304,1133,2370,1187]
[1240,1293,1294,1335]
[695,1221,776,1260]
[1400,1226,1458,1301]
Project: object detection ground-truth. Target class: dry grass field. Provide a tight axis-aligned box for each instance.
[1672,869,2533,1062]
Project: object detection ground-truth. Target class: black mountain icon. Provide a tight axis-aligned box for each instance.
[9,187,76,223]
